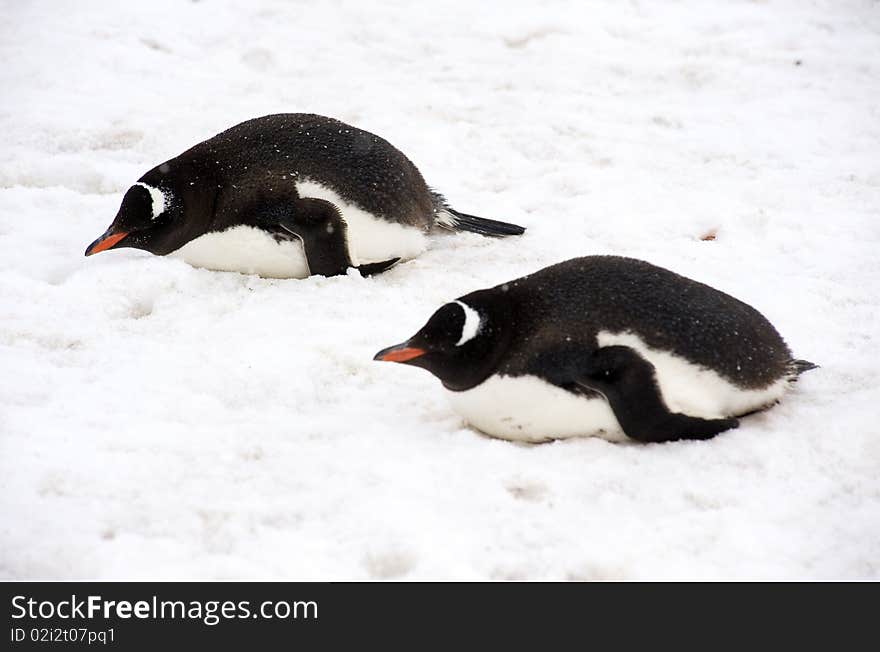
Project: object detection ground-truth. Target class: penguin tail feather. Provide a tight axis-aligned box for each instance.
[789,359,819,379]
[435,207,526,237]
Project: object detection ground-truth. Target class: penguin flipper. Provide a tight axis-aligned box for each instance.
[639,413,740,443]
[356,258,401,276]
[572,345,739,443]
[271,197,356,277]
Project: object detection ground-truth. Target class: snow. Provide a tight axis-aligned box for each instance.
[1,0,879,580]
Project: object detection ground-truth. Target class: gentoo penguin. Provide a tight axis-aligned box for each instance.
[374,256,817,443]
[84,113,524,278]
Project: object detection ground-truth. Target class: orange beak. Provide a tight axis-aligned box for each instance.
[85,229,129,256]
[373,344,427,363]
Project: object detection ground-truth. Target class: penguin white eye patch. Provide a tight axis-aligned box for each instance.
[135,182,168,220]
[454,301,481,346]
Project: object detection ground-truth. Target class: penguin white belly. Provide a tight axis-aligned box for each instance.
[446,332,792,444]
[171,226,311,279]
[445,374,627,443]
[170,179,428,278]
[596,330,790,418]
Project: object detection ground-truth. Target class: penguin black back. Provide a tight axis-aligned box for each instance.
[489,256,795,389]
[162,113,435,228]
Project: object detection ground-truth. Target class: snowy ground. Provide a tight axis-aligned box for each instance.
[1,0,879,580]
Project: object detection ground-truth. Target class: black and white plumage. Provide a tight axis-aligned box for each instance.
[375,256,817,443]
[84,113,525,277]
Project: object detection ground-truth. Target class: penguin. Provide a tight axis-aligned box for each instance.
[84,113,525,278]
[374,256,817,443]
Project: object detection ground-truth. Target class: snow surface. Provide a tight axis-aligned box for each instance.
[1,0,879,580]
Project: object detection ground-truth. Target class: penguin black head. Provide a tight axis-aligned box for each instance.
[374,295,509,391]
[84,181,189,257]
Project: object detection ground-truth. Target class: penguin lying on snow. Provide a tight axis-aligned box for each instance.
[85,113,524,278]
[375,256,817,443]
